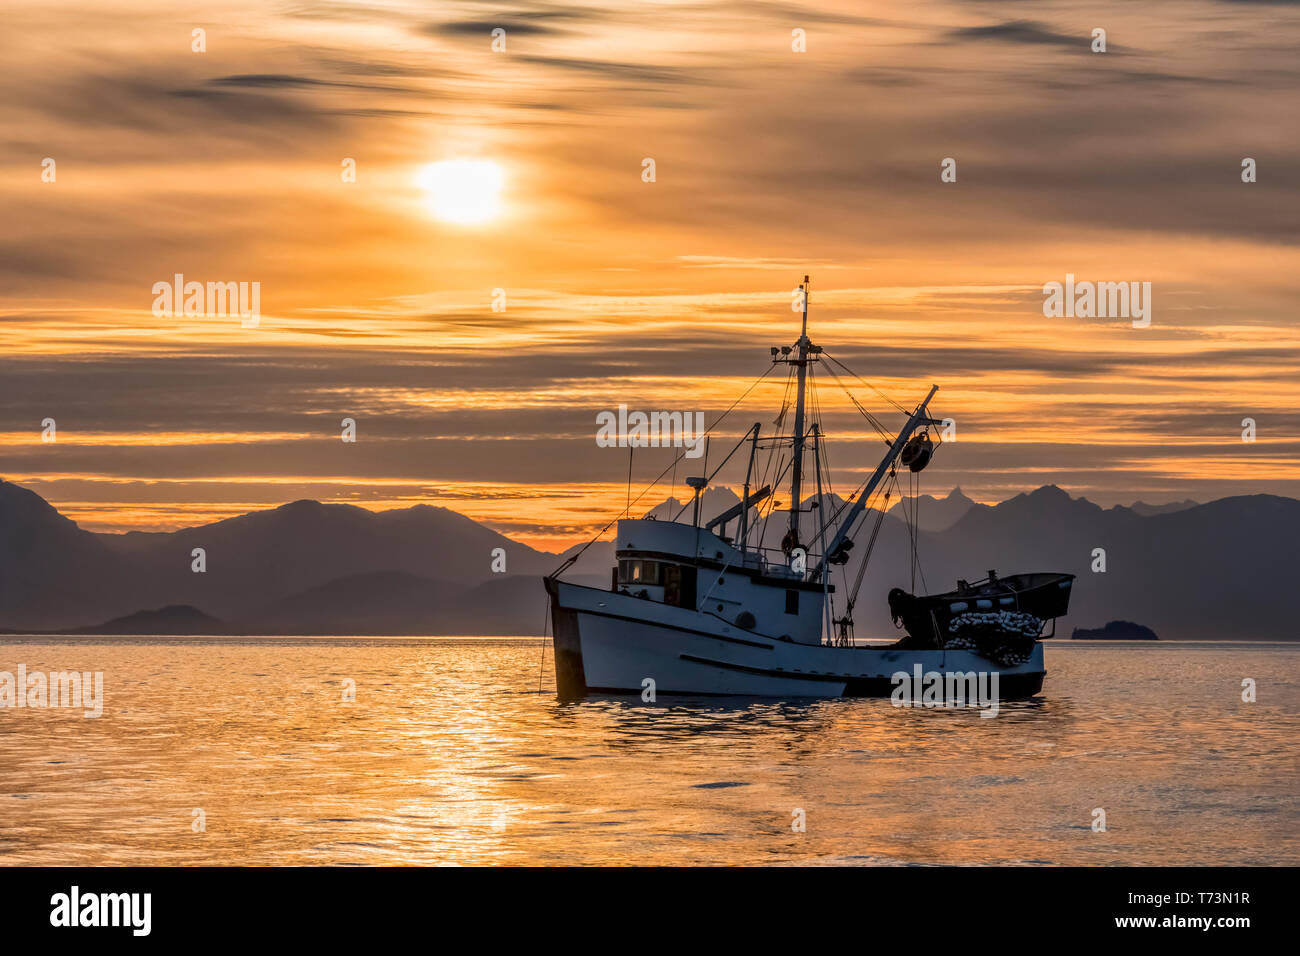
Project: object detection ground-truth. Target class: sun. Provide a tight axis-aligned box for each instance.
[418,159,505,225]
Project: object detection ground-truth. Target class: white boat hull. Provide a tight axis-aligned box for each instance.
[546,579,1045,700]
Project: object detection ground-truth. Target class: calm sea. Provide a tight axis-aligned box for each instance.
[1,638,1295,866]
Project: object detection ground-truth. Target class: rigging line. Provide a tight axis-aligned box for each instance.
[836,546,850,615]
[811,421,832,640]
[759,450,795,518]
[816,369,889,452]
[805,368,877,539]
[899,470,914,592]
[747,410,789,550]
[547,362,780,577]
[822,365,892,443]
[834,472,899,645]
[900,469,929,595]
[803,366,833,557]
[702,358,781,439]
[669,422,757,523]
[747,441,774,522]
[812,440,882,545]
[821,350,910,416]
[756,450,792,554]
[756,435,782,499]
[911,474,930,594]
[697,507,764,605]
[742,361,796,553]
[809,364,825,453]
[817,360,893,443]
[806,366,816,512]
[801,450,886,570]
[845,489,891,610]
[810,373,838,516]
[915,472,920,587]
[804,364,816,510]
[664,370,790,525]
[812,467,890,564]
[810,479,862,553]
[759,421,774,494]
[823,349,909,416]
[819,420,835,503]
[773,362,796,431]
[670,455,677,514]
[536,594,551,693]
[910,470,917,592]
[752,450,781,530]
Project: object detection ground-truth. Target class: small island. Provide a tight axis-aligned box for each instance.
[0,604,226,636]
[1071,620,1159,640]
[75,605,227,635]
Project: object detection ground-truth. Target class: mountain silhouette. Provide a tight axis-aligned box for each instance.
[1118,499,1199,517]
[0,479,554,630]
[887,487,975,532]
[1,478,1295,639]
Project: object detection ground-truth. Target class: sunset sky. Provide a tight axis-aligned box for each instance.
[2,0,1298,550]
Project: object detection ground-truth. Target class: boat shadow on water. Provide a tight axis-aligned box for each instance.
[550,689,1057,734]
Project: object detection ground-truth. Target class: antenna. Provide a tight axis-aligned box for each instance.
[800,274,810,340]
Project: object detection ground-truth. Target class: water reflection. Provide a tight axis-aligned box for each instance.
[0,638,1295,865]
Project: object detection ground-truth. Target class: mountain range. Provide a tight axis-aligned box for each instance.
[1,478,1295,640]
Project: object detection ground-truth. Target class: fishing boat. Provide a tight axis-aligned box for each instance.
[544,278,1071,701]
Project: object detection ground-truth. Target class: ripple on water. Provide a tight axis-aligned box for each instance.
[0,638,1296,865]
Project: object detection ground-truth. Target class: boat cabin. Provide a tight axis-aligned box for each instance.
[611,518,828,644]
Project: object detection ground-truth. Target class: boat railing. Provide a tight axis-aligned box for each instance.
[739,544,820,581]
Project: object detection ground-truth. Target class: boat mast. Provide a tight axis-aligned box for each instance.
[787,275,812,547]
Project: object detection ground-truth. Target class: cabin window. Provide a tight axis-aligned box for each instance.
[785,589,799,614]
[618,559,663,586]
